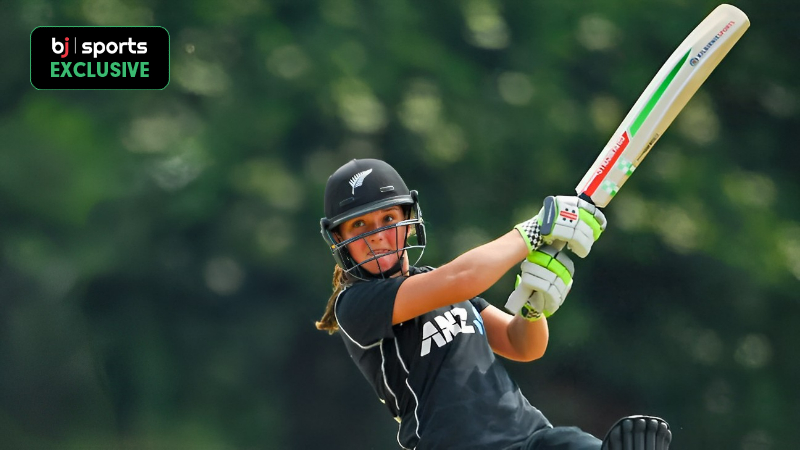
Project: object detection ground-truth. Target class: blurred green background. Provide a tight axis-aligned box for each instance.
[2,0,798,449]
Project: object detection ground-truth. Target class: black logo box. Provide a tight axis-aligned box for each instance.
[31,26,169,90]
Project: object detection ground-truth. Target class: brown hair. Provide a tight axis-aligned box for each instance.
[315,264,350,334]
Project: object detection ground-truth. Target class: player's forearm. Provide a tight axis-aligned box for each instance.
[506,315,549,361]
[394,230,529,324]
[439,230,528,300]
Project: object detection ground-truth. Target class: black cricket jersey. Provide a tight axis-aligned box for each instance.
[334,266,551,449]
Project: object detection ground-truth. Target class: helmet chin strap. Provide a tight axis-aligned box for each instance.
[379,254,406,278]
[379,225,411,278]
[347,249,407,280]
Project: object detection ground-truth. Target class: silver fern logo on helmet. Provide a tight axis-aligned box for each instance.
[348,169,373,195]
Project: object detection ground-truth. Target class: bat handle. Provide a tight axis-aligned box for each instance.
[577,192,595,205]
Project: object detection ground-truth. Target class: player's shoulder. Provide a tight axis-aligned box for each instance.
[336,274,404,306]
[337,266,435,305]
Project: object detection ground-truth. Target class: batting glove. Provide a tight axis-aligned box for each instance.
[538,195,607,258]
[505,245,575,321]
[515,215,544,253]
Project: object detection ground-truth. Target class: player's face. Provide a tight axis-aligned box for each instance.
[338,206,409,275]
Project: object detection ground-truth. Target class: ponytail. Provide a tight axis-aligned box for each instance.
[315,265,350,334]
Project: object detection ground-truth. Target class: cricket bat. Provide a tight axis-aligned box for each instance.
[576,4,750,207]
[505,4,749,315]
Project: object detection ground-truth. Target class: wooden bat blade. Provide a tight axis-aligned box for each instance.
[576,4,750,207]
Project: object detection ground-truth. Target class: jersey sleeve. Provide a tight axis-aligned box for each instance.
[335,277,406,347]
[469,296,490,312]
[469,297,489,314]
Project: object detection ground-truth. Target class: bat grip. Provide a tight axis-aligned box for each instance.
[578,192,595,205]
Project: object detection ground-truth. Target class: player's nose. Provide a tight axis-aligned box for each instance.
[367,227,384,241]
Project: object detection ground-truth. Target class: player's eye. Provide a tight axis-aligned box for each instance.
[384,214,396,223]
[352,219,365,228]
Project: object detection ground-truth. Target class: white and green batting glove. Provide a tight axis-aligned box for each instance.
[504,245,575,321]
[538,195,607,258]
[515,215,544,252]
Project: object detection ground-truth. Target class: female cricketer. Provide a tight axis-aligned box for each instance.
[316,158,672,450]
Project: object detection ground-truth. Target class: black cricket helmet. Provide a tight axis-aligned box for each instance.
[320,159,426,278]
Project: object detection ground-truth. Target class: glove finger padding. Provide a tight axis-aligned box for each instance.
[577,198,608,232]
[505,280,536,319]
[538,195,607,258]
[601,415,671,450]
[505,245,575,320]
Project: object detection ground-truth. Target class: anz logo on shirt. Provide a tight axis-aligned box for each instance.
[420,305,485,357]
